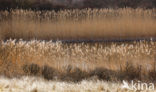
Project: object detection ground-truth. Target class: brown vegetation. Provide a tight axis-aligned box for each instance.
[0,8,156,82]
[0,40,156,82]
[0,8,156,41]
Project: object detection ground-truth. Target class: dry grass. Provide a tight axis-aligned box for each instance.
[0,8,156,91]
[0,76,156,92]
[0,76,131,92]
[0,39,156,82]
[0,8,156,40]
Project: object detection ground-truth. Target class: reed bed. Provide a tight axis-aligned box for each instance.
[0,8,156,40]
[1,8,156,91]
[0,39,156,82]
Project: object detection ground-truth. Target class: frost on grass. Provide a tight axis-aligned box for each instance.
[0,76,143,92]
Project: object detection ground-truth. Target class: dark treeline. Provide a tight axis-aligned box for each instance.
[0,0,67,11]
[0,0,156,10]
[84,0,156,9]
